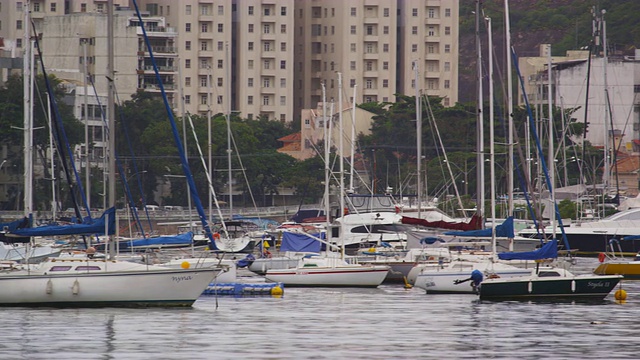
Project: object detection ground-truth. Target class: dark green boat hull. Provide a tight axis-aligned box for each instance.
[479,276,622,300]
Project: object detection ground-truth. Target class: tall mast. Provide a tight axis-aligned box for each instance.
[505,0,515,250]
[349,84,357,192]
[83,38,90,210]
[486,16,496,258]
[107,0,116,247]
[338,73,345,259]
[475,0,485,222]
[23,1,33,216]
[414,61,421,218]
[548,45,556,237]
[226,43,233,219]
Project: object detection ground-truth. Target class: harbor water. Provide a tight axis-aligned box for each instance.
[1,257,639,359]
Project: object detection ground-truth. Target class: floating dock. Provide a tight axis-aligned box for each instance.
[202,282,284,296]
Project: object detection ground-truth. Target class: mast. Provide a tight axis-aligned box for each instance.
[23,1,33,217]
[486,16,496,258]
[207,64,212,225]
[349,84,357,192]
[226,42,233,220]
[548,45,556,237]
[107,0,116,253]
[475,0,485,223]
[338,73,345,260]
[83,38,90,210]
[414,61,422,218]
[601,10,610,200]
[504,0,514,218]
[322,83,330,246]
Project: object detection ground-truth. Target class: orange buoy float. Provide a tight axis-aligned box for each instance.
[598,252,606,263]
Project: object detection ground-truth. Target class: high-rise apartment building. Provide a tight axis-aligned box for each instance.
[399,0,459,107]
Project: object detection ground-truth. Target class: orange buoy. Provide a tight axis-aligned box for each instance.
[598,252,606,263]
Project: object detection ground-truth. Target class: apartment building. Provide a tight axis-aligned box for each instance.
[398,0,459,107]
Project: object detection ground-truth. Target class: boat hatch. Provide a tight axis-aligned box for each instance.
[76,266,102,271]
[50,266,72,272]
[538,271,561,277]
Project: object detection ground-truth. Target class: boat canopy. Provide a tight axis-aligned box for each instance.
[120,232,194,249]
[280,232,322,253]
[498,239,558,261]
[444,217,514,238]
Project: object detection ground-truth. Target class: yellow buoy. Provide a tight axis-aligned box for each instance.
[181,261,191,269]
[271,285,283,296]
[615,289,627,301]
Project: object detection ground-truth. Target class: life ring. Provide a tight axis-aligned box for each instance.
[213,233,221,240]
[598,252,606,263]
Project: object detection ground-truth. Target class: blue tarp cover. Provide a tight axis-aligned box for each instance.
[123,231,193,248]
[280,232,322,253]
[9,207,116,237]
[498,239,558,261]
[444,216,515,238]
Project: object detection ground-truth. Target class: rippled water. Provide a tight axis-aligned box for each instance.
[1,258,639,359]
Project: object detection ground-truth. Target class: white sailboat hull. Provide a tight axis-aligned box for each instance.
[265,265,389,287]
[0,258,220,307]
[413,261,532,294]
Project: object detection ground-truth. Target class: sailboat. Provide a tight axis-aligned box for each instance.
[264,75,389,287]
[0,1,221,308]
[478,39,623,301]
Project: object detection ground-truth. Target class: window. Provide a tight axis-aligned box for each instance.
[218,24,224,32]
[280,78,286,87]
[412,8,418,16]
[217,96,223,105]
[428,8,435,18]
[185,59,191,68]
[331,43,335,53]
[332,8,335,17]
[366,43,374,53]
[350,43,356,52]
[280,96,286,106]
[264,42,271,51]
[366,79,373,89]
[201,23,209,33]
[383,79,388,88]
[201,95,208,105]
[218,60,223,69]
[445,8,451,17]
[351,7,356,16]
[428,26,435,37]
[444,80,450,89]
[248,60,254,69]
[350,26,356,35]
[185,23,191,32]
[248,78,254,87]
[50,2,56,12]
[280,114,286,122]
[411,79,415,88]
[185,77,191,87]
[33,2,40,11]
[200,76,207,87]
[81,3,87,12]
[247,95,254,105]
[383,61,389,70]
[16,20,22,30]
[444,98,450,106]
[428,44,435,53]
[412,26,417,35]
[281,6,287,16]
[16,39,22,48]
[383,8,389,17]
[186,5,191,15]
[249,24,254,33]
[200,5,209,15]
[281,42,286,51]
[366,61,373,71]
[383,26,389,35]
[350,79,356,88]
[217,78,223,87]
[444,44,450,53]
[280,61,286,69]
[200,41,208,51]
[263,96,270,105]
[366,25,374,35]
[248,42,254,51]
[444,62,451,71]
[264,60,270,69]
[218,5,224,15]
[218,41,223,51]
[248,6,254,15]
[281,24,286,34]
[263,24,270,34]
[17,2,23,12]
[185,41,191,50]
[445,26,451,36]
[383,44,389,52]
[331,26,335,35]
[428,80,437,90]
[200,59,209,68]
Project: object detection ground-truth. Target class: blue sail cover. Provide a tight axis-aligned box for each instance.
[0,217,30,232]
[444,216,515,238]
[498,239,558,261]
[122,231,193,249]
[9,207,116,237]
[280,232,322,253]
